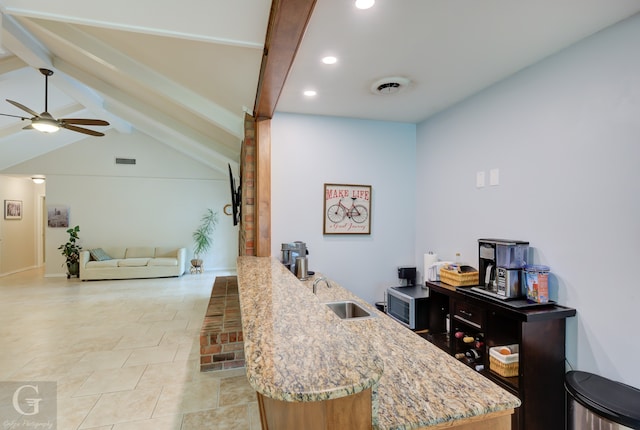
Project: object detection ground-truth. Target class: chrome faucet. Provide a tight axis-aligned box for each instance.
[312,277,331,295]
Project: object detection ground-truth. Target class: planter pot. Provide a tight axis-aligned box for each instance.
[67,262,79,278]
[191,259,203,274]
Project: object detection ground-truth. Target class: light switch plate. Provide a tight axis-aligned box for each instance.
[489,168,499,186]
[476,171,485,188]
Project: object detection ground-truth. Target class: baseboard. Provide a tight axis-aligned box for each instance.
[0,265,40,278]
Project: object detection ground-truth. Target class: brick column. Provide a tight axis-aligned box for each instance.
[200,276,244,371]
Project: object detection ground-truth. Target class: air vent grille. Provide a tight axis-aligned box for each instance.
[370,76,411,95]
[115,157,136,165]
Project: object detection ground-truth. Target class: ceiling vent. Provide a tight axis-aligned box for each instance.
[370,76,411,95]
[115,157,136,165]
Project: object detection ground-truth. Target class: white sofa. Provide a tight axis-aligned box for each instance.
[80,246,187,281]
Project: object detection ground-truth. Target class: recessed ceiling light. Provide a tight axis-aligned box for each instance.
[303,90,317,97]
[355,0,374,10]
[322,56,337,65]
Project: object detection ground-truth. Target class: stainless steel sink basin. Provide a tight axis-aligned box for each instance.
[325,300,375,320]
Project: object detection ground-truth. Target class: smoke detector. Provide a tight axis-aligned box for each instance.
[370,76,411,95]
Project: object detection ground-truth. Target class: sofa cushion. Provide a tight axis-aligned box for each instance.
[86,260,119,268]
[148,258,178,267]
[89,248,112,261]
[117,258,150,267]
[125,247,155,258]
[155,247,178,258]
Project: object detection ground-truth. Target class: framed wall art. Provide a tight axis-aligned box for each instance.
[47,205,70,228]
[323,183,371,235]
[4,200,22,220]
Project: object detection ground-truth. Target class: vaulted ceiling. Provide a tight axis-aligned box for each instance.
[1,0,639,175]
[0,0,270,173]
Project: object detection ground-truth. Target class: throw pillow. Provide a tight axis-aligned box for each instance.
[89,248,112,261]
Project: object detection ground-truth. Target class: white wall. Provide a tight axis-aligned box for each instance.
[271,113,416,304]
[415,14,640,388]
[3,130,238,276]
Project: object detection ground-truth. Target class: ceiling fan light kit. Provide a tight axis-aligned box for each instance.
[0,68,109,137]
[32,117,60,133]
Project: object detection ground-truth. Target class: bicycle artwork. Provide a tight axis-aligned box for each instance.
[323,183,372,235]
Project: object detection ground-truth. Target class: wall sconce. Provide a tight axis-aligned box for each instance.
[31,177,45,184]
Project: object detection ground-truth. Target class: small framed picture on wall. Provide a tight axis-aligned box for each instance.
[323,183,372,235]
[4,200,22,220]
[47,205,70,228]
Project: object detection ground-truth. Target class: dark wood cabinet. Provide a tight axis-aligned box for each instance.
[423,281,576,430]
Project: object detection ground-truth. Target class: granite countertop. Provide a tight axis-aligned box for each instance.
[237,256,521,430]
[236,256,384,404]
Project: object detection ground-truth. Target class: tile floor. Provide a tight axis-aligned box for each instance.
[0,268,261,429]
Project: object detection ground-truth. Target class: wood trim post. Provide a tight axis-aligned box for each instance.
[256,119,271,256]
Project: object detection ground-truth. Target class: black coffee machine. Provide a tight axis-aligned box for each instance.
[397,266,416,286]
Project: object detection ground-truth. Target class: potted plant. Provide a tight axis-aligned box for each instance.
[58,225,81,278]
[191,209,218,272]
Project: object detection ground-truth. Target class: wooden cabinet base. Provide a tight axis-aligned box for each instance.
[257,389,372,430]
[420,409,513,430]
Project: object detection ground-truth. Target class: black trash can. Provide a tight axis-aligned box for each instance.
[565,370,640,429]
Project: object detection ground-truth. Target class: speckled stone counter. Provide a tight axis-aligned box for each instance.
[237,256,521,430]
[236,256,384,405]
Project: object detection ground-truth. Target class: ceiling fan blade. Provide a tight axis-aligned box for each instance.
[61,123,105,137]
[60,118,110,126]
[0,112,29,120]
[6,99,39,118]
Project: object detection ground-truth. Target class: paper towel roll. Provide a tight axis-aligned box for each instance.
[424,252,438,281]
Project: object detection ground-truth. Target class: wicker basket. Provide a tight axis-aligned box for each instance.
[489,344,519,377]
[439,266,479,287]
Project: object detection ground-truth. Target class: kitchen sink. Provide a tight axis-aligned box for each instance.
[324,300,375,320]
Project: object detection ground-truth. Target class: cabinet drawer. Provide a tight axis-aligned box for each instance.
[453,301,484,329]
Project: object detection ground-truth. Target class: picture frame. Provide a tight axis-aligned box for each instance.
[47,205,70,228]
[323,183,372,235]
[4,200,22,220]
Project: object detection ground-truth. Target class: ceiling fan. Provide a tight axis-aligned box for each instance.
[0,68,110,137]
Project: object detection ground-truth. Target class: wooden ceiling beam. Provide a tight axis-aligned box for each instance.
[253,0,317,120]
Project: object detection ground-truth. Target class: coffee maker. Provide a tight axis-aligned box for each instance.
[478,239,529,299]
[397,266,417,286]
[281,241,308,276]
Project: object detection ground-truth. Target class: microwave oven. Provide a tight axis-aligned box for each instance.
[386,286,430,330]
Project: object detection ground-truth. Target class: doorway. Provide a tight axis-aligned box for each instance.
[38,194,46,266]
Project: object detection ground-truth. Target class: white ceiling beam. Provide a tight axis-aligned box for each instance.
[52,69,132,134]
[1,1,267,48]
[1,14,131,133]
[107,100,239,174]
[55,59,239,173]
[1,13,52,68]
[30,19,244,139]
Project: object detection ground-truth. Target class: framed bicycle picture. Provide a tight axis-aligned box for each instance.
[323,183,371,235]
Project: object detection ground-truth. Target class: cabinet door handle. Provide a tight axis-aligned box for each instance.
[453,314,481,329]
[459,310,473,318]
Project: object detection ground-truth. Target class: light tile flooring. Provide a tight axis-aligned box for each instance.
[0,268,260,429]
